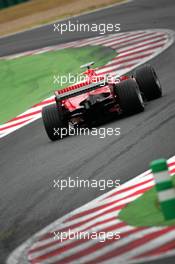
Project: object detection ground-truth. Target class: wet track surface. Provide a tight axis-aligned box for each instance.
[0,0,175,263]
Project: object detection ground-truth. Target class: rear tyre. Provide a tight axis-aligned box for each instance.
[42,104,68,141]
[114,79,144,114]
[135,64,162,100]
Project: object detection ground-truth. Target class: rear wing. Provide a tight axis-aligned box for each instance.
[55,77,108,101]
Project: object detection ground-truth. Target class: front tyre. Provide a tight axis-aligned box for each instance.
[114,79,144,114]
[135,64,162,100]
[42,104,68,141]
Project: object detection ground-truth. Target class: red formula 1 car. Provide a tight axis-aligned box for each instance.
[42,62,162,141]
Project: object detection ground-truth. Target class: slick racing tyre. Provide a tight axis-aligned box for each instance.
[42,104,68,141]
[135,64,162,100]
[114,79,144,114]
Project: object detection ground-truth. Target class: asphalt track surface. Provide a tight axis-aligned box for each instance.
[0,0,175,263]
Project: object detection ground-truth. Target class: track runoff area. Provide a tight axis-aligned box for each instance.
[4,29,175,263]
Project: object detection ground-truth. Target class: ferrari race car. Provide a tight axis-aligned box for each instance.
[42,62,162,141]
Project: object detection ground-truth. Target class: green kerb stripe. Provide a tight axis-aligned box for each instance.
[155,181,173,191]
[150,159,168,173]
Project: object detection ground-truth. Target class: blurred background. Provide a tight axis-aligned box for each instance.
[0,0,29,9]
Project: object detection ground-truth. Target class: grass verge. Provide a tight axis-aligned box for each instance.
[0,45,116,124]
[119,176,175,226]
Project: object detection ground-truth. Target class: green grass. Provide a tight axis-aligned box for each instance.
[0,46,116,124]
[119,176,175,226]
